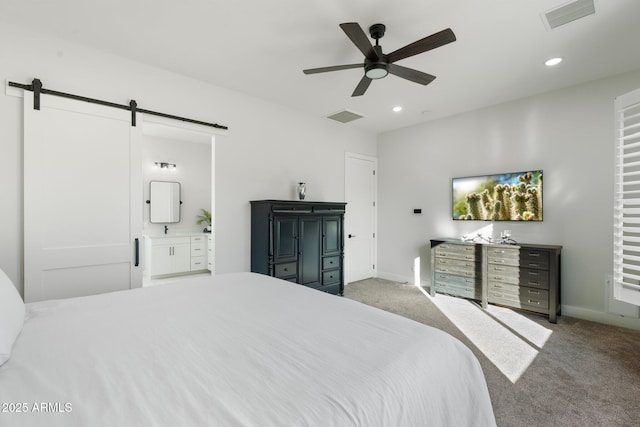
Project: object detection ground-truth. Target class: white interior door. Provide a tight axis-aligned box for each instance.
[345,153,377,283]
[24,91,142,302]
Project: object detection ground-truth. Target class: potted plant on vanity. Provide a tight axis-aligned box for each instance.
[197,209,212,233]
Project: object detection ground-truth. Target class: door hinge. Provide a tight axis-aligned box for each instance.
[373,201,376,207]
[373,264,375,269]
[373,233,375,238]
[373,170,376,175]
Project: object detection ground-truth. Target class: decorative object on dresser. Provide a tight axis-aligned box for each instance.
[250,200,346,295]
[430,238,562,323]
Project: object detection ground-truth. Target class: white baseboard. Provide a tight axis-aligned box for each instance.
[561,304,640,330]
[377,272,430,288]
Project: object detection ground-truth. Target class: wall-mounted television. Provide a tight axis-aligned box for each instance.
[452,170,543,221]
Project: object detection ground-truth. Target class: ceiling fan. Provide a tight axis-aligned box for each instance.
[303,23,456,97]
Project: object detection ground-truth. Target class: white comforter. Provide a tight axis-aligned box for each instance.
[0,272,495,426]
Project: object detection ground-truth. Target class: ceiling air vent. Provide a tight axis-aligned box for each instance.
[326,109,364,124]
[543,0,595,30]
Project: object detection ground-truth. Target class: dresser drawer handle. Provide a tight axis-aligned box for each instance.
[493,284,503,288]
[465,256,474,260]
[528,271,540,276]
[528,252,541,257]
[528,290,540,295]
[528,263,540,268]
[493,267,505,271]
[528,281,540,286]
[527,299,541,305]
[465,263,474,267]
[493,276,504,281]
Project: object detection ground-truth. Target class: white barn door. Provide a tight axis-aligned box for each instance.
[24,91,142,302]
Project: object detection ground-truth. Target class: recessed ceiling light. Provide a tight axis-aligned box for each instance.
[392,106,403,112]
[545,57,563,66]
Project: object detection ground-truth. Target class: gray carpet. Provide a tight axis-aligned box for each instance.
[344,278,640,427]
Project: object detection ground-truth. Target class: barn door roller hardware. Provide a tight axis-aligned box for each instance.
[8,78,228,130]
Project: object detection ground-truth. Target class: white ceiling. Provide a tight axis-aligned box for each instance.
[2,0,640,134]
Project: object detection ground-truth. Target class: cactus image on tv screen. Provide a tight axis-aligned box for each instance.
[452,170,543,221]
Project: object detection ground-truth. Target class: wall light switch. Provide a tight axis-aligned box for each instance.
[413,208,422,214]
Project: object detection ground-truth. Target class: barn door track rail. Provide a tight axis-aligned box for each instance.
[8,78,228,130]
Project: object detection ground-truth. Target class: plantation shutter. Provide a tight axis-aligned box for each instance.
[614,87,640,306]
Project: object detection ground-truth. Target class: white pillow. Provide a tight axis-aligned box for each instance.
[0,268,25,366]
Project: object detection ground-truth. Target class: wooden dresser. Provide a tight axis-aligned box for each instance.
[430,238,562,322]
[431,241,484,304]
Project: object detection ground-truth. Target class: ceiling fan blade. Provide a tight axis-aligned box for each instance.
[303,63,363,74]
[386,28,456,63]
[339,23,379,61]
[352,75,372,97]
[388,64,436,85]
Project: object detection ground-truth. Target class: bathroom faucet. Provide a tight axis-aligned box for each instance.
[164,225,168,234]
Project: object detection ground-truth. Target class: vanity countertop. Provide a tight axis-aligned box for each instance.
[144,231,211,239]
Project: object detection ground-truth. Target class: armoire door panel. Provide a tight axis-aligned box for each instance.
[323,216,341,255]
[300,216,321,286]
[274,216,298,261]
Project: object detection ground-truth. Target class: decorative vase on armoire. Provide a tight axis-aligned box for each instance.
[297,182,306,200]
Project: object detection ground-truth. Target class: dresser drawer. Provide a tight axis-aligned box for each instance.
[486,265,550,289]
[275,262,296,278]
[433,272,477,288]
[520,249,550,270]
[487,246,520,267]
[434,243,479,261]
[488,284,549,311]
[434,257,481,277]
[323,256,340,270]
[434,280,481,300]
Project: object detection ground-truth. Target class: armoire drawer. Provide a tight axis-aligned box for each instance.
[322,270,340,285]
[323,256,340,270]
[275,262,296,279]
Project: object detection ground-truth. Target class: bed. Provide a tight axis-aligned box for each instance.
[0,270,496,426]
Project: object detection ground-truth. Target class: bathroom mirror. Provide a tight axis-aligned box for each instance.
[149,181,181,223]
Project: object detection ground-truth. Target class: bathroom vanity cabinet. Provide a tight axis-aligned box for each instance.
[145,234,210,279]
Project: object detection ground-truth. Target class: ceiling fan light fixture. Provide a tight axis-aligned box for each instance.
[545,57,563,66]
[365,63,388,79]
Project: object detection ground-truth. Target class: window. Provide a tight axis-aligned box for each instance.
[614,88,640,306]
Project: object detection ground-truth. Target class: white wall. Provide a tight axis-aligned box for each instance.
[377,68,640,329]
[141,135,211,235]
[0,23,376,296]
